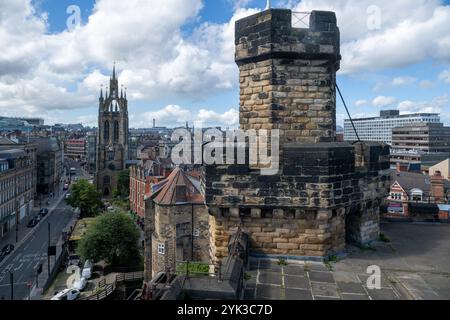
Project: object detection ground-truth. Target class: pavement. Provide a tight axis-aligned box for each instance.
[244,222,450,300]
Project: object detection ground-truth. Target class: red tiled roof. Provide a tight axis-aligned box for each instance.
[149,167,204,205]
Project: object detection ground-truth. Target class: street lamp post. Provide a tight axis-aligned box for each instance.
[47,222,51,276]
[9,271,13,300]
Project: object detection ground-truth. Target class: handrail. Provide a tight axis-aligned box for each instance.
[80,271,144,300]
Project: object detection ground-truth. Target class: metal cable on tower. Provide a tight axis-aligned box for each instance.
[336,84,361,142]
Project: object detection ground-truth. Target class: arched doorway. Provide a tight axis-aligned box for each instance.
[103,187,110,196]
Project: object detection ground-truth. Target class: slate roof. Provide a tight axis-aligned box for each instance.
[150,167,204,206]
[389,170,431,193]
[0,149,26,159]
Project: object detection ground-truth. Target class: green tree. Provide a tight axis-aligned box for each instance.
[66,179,103,218]
[113,169,130,199]
[77,212,141,267]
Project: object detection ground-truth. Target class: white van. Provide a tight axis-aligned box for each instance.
[51,288,80,300]
[81,260,93,279]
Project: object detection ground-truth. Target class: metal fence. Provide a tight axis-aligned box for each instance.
[80,271,144,300]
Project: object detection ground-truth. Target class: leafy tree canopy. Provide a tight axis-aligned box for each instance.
[77,211,140,267]
[66,179,103,218]
[113,169,130,199]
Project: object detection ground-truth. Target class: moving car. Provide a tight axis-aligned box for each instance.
[72,277,87,291]
[39,208,49,217]
[0,244,14,262]
[27,217,39,228]
[81,260,93,279]
[51,288,80,301]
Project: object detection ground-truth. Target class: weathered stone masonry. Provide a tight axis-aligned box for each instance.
[202,9,390,263]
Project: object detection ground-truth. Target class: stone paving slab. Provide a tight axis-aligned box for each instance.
[259,260,282,272]
[336,282,367,294]
[246,223,450,300]
[308,271,335,283]
[284,275,310,290]
[305,263,330,272]
[259,271,282,285]
[256,284,281,299]
[285,288,313,300]
[283,265,305,276]
[311,282,340,298]
[366,288,399,300]
[342,293,369,300]
[314,296,341,300]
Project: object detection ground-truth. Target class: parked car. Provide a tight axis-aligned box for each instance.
[68,254,80,267]
[72,277,87,291]
[0,244,14,261]
[65,193,71,199]
[27,217,39,228]
[39,208,49,217]
[63,183,69,191]
[81,260,93,279]
[51,288,80,301]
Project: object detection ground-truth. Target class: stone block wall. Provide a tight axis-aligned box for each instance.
[236,9,340,145]
[203,142,390,262]
[145,203,211,278]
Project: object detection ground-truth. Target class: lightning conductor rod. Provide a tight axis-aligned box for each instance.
[336,83,361,142]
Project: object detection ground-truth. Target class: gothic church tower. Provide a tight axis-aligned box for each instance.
[96,64,129,196]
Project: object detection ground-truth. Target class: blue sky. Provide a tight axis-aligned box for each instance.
[1,0,450,128]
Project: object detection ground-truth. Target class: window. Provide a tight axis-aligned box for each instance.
[114,121,119,142]
[103,176,111,185]
[104,121,110,142]
[193,228,200,237]
[157,243,165,255]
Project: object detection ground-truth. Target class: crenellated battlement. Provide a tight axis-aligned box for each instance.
[202,9,390,263]
[235,10,340,68]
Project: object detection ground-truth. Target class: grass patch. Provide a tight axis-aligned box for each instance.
[277,257,288,266]
[379,233,391,243]
[325,255,338,271]
[176,262,210,276]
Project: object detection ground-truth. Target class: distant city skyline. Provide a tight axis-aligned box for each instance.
[1,0,450,128]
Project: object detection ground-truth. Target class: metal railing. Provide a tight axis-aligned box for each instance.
[80,271,144,300]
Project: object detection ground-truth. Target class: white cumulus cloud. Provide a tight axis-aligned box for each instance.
[372,96,397,108]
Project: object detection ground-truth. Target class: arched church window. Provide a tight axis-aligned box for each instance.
[104,121,110,142]
[103,175,110,184]
[114,121,119,142]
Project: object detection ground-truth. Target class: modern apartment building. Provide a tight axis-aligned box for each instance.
[390,123,450,166]
[344,110,440,144]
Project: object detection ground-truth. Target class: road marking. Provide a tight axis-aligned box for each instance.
[33,261,40,270]
[0,282,28,288]
[14,263,23,272]
[13,253,22,262]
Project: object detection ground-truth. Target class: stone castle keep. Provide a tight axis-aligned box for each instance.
[143,9,390,279]
[202,9,390,263]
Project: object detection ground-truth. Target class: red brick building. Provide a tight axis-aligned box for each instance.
[386,169,450,218]
[130,158,173,218]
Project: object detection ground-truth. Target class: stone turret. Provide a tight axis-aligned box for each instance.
[202,9,390,264]
[236,9,340,146]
